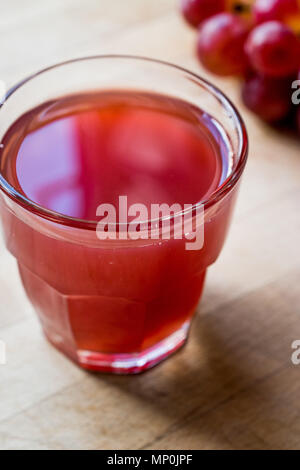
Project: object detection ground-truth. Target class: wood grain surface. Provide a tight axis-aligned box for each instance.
[0,0,300,450]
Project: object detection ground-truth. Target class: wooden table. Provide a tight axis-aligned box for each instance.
[0,0,300,450]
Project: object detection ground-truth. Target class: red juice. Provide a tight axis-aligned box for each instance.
[0,90,238,372]
[2,91,227,219]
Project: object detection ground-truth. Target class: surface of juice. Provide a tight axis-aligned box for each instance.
[1,91,230,219]
[0,91,235,370]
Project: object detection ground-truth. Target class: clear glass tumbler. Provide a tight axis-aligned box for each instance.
[0,56,248,373]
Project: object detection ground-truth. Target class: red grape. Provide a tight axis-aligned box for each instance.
[180,0,225,28]
[197,13,250,76]
[242,74,293,121]
[245,21,300,78]
[253,0,299,24]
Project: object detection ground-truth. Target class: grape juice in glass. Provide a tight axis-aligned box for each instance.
[0,56,248,373]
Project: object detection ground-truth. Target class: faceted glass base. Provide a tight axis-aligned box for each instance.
[75,321,191,374]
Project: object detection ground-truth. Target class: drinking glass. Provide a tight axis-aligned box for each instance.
[0,56,248,373]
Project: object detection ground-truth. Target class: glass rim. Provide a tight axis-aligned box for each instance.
[0,54,248,230]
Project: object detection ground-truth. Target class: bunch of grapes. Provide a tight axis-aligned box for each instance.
[180,0,300,133]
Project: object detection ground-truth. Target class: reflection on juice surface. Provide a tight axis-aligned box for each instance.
[0,91,237,372]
